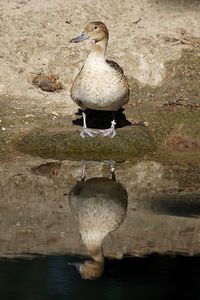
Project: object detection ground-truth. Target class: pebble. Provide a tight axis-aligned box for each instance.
[51,111,59,117]
[25,114,35,118]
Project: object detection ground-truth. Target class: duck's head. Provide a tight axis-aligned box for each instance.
[70,21,108,44]
[74,260,104,280]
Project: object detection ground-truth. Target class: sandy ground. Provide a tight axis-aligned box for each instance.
[0,0,200,116]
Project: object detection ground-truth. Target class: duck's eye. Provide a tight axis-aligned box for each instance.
[94,26,98,29]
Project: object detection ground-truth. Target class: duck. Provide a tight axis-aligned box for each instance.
[69,162,128,279]
[70,21,129,138]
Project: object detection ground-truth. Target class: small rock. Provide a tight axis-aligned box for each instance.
[166,136,200,151]
[143,121,151,127]
[30,162,62,177]
[32,74,63,92]
[51,111,59,117]
[25,114,35,118]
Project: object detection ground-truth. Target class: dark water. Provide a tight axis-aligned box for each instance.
[0,255,199,300]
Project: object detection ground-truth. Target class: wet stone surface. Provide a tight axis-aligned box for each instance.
[0,159,199,260]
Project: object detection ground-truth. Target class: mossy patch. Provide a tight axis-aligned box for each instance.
[14,126,156,161]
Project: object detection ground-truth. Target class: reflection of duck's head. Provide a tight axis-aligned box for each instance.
[74,260,104,280]
[69,169,128,279]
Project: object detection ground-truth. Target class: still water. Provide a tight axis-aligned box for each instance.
[0,255,199,300]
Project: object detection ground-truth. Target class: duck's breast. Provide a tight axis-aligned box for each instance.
[71,61,129,110]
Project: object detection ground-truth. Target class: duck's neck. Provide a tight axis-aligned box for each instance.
[87,243,104,263]
[86,38,108,64]
[81,231,105,263]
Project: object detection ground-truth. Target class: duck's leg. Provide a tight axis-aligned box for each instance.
[101,119,116,138]
[80,111,99,138]
[99,112,117,138]
[81,162,86,181]
[110,161,116,181]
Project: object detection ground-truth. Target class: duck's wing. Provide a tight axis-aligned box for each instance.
[106,59,130,100]
[106,59,124,74]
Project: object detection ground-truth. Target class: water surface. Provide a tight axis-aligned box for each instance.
[0,255,199,300]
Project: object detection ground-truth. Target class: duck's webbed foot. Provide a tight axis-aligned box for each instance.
[80,111,99,138]
[80,128,99,138]
[80,111,117,138]
[98,120,116,138]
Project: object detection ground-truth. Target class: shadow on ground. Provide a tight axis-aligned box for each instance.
[72,108,131,129]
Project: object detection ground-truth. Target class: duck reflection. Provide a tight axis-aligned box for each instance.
[69,162,128,280]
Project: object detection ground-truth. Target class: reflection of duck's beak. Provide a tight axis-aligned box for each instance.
[68,262,81,268]
[70,33,89,43]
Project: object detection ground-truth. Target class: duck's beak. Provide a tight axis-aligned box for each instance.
[70,33,89,43]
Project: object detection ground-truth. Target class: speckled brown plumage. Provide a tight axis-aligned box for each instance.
[70,22,129,111]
